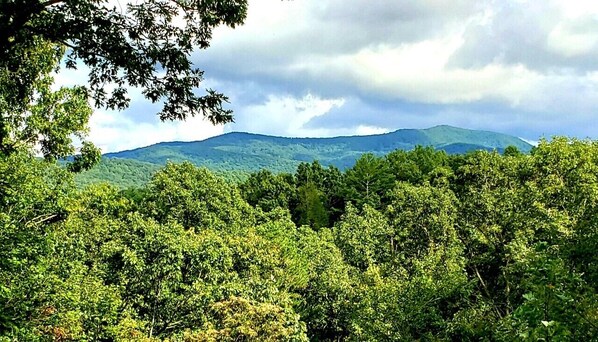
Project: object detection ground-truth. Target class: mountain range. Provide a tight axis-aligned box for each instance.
[76,125,533,188]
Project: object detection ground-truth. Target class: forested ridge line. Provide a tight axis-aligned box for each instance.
[1,140,597,341]
[74,125,533,189]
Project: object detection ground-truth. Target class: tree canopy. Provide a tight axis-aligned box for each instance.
[2,141,598,340]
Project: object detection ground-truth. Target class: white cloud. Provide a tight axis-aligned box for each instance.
[354,125,390,136]
[553,0,598,18]
[228,93,345,137]
[89,110,224,153]
[202,0,594,108]
[276,36,546,107]
[344,40,543,105]
[547,19,598,57]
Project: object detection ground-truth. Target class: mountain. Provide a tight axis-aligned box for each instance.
[75,125,533,188]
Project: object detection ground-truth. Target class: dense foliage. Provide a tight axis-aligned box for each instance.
[0,39,99,165]
[2,140,598,341]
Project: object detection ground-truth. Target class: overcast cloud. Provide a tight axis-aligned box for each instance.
[75,0,598,152]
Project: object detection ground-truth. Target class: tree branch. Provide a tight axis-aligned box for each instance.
[40,0,65,8]
[26,213,59,227]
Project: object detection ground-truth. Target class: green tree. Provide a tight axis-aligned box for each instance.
[528,138,598,289]
[503,145,522,157]
[0,152,75,337]
[188,296,307,341]
[295,161,345,224]
[240,170,296,212]
[450,143,598,338]
[60,183,310,340]
[350,183,467,341]
[386,182,461,266]
[144,162,255,231]
[0,39,98,163]
[334,203,392,270]
[0,155,131,340]
[499,244,598,341]
[1,0,247,123]
[386,145,449,185]
[453,151,525,319]
[343,153,394,209]
[296,182,329,229]
[295,227,353,341]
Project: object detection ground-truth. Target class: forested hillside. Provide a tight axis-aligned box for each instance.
[2,140,597,341]
[76,125,532,188]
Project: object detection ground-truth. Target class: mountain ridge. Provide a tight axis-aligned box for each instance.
[105,125,527,154]
[78,125,532,188]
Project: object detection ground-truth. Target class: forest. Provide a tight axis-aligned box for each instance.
[2,141,598,341]
[2,0,597,340]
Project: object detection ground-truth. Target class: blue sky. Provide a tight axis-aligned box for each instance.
[59,0,598,152]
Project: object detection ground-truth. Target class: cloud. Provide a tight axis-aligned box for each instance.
[225,93,345,137]
[547,18,598,58]
[448,0,598,72]
[328,40,545,105]
[88,109,224,153]
[52,0,598,150]
[354,125,390,136]
[192,0,598,141]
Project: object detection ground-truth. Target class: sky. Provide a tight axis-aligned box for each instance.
[60,0,598,152]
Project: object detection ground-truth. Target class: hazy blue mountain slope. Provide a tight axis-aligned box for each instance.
[423,125,530,149]
[77,125,532,188]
